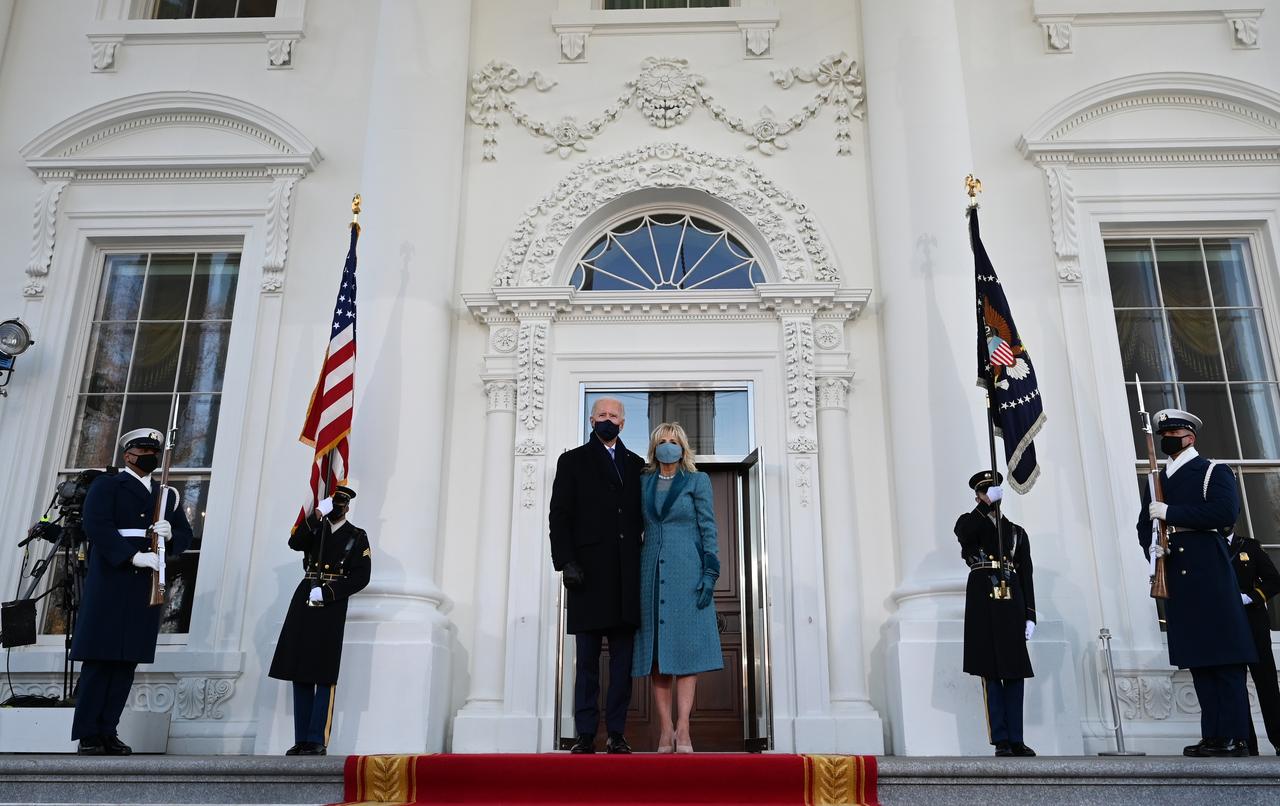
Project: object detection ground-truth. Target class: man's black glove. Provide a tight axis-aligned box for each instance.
[561,561,585,590]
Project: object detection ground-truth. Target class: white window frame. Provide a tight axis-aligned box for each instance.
[551,0,777,62]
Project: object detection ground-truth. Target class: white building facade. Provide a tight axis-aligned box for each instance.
[0,0,1278,757]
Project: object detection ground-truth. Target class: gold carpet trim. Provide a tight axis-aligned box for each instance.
[353,754,418,803]
[803,755,871,806]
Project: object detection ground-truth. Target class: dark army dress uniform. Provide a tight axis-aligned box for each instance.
[268,492,370,754]
[956,470,1036,756]
[1138,408,1255,756]
[71,429,193,753]
[1226,529,1280,754]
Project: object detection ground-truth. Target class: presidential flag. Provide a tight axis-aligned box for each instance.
[296,224,359,528]
[970,206,1045,493]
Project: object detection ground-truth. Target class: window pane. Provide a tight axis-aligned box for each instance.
[172,476,211,548]
[117,396,177,464]
[193,0,238,18]
[98,255,147,321]
[173,393,222,467]
[190,252,240,319]
[179,322,232,392]
[1155,241,1211,308]
[603,0,646,7]
[81,324,136,394]
[1231,384,1280,460]
[1125,383,1178,458]
[1182,385,1238,459]
[575,214,760,292]
[1105,240,1160,308]
[140,254,194,321]
[1217,309,1274,382]
[152,0,196,19]
[233,0,277,16]
[1206,238,1256,307]
[1166,309,1223,381]
[69,395,123,467]
[160,553,199,634]
[1242,471,1280,544]
[127,322,184,392]
[1113,310,1174,382]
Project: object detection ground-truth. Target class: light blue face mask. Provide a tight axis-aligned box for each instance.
[655,442,683,464]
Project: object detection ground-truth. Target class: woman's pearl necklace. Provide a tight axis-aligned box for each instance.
[659,472,675,480]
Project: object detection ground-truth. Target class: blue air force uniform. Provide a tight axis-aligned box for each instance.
[1137,409,1255,755]
[70,428,192,751]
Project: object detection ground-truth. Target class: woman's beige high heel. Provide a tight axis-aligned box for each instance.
[657,725,675,753]
[675,727,693,754]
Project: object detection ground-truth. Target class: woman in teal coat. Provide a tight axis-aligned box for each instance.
[632,422,722,753]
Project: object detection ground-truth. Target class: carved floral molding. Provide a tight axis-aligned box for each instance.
[468,53,863,160]
[490,142,840,288]
[10,676,235,721]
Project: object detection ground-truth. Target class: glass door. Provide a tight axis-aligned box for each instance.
[738,448,772,751]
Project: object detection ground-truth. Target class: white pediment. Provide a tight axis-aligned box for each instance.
[21,91,320,177]
[1019,72,1280,164]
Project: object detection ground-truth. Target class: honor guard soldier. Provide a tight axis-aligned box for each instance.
[1138,408,1256,757]
[956,470,1037,757]
[71,427,193,754]
[1223,526,1280,755]
[268,485,370,755]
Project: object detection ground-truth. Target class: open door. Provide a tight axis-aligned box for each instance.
[738,448,773,751]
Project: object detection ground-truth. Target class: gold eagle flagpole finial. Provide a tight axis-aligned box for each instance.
[350,193,362,233]
[965,174,982,209]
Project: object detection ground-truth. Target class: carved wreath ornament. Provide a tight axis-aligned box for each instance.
[468,54,865,160]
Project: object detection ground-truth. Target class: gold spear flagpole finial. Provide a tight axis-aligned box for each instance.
[350,193,362,232]
[965,174,982,209]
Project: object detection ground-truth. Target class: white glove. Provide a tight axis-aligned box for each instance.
[151,519,172,541]
[1151,542,1168,559]
[1148,501,1169,521]
[1024,620,1035,641]
[308,586,324,603]
[1243,593,1253,606]
[986,485,1003,503]
[131,552,160,571]
[316,497,334,517]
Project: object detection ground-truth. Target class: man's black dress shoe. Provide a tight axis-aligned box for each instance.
[605,734,632,754]
[297,742,327,756]
[1205,739,1250,757]
[76,736,107,755]
[285,743,305,756]
[1184,739,1212,757]
[993,741,1013,757]
[570,734,596,754]
[1010,742,1036,757]
[102,734,132,756]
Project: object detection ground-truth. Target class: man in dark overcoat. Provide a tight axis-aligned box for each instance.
[956,470,1037,757]
[549,397,644,754]
[71,427,193,754]
[1138,408,1256,757]
[269,485,371,755]
[1224,526,1280,754]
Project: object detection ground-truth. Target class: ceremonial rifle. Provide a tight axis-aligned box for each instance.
[1134,375,1169,599]
[147,400,179,607]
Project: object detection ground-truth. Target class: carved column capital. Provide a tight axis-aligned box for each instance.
[816,376,851,410]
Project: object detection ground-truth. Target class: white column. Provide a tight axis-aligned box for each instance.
[815,374,883,752]
[321,0,471,755]
[860,0,985,754]
[452,377,518,751]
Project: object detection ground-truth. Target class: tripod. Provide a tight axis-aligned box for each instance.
[20,521,86,704]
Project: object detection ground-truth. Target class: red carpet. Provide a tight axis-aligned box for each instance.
[336,753,878,806]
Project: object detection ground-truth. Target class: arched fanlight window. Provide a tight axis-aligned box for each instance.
[570,213,765,291]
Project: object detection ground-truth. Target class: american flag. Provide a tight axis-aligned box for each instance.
[989,338,1015,367]
[296,224,359,528]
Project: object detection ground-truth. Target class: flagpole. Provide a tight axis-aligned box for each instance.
[968,176,1011,602]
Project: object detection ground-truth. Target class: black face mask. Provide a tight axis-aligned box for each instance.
[132,453,160,474]
[593,420,620,442]
[1159,434,1188,457]
[327,506,347,523]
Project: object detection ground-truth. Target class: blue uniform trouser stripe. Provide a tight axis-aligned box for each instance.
[72,660,137,740]
[1191,663,1251,741]
[982,677,1024,745]
[293,682,334,745]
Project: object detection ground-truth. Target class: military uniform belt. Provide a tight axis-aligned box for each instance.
[305,571,345,582]
[118,528,148,538]
[968,560,1016,572]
